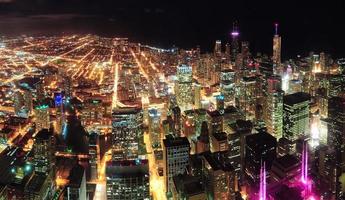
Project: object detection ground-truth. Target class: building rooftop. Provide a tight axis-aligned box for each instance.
[246,131,277,150]
[35,128,53,140]
[106,159,149,178]
[172,174,204,197]
[283,92,310,105]
[203,151,234,172]
[273,154,299,170]
[212,132,227,141]
[163,136,190,148]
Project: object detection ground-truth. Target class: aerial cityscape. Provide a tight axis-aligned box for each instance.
[0,1,344,200]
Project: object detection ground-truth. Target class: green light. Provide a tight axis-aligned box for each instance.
[11,168,16,173]
[24,164,32,172]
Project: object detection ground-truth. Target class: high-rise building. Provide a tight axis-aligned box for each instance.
[220,69,236,107]
[14,90,24,116]
[225,43,231,61]
[202,151,237,200]
[175,64,193,112]
[32,129,55,174]
[283,92,310,143]
[231,21,240,63]
[67,164,87,200]
[207,110,223,135]
[327,97,345,167]
[23,89,33,115]
[238,76,257,121]
[148,108,162,148]
[264,76,284,139]
[163,136,190,194]
[241,41,250,66]
[214,40,222,57]
[245,130,277,186]
[194,83,202,109]
[89,132,99,181]
[111,107,143,160]
[34,105,50,132]
[273,23,282,74]
[106,159,150,200]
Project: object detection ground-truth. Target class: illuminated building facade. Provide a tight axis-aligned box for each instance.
[34,105,50,132]
[264,76,284,139]
[106,160,150,200]
[273,23,282,74]
[238,76,257,121]
[283,92,310,143]
[111,107,143,160]
[214,40,222,57]
[32,129,55,174]
[231,21,240,63]
[175,64,193,112]
[245,131,277,186]
[202,152,237,200]
[220,69,236,107]
[163,136,190,195]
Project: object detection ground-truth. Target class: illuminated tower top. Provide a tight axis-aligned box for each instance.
[275,23,279,36]
[273,23,282,73]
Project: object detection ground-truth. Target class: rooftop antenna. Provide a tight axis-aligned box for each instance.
[275,23,279,36]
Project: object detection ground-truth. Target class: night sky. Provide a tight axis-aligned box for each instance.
[0,0,344,59]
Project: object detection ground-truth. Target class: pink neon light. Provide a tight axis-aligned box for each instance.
[259,162,266,200]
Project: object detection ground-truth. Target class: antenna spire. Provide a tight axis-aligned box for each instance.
[275,23,279,35]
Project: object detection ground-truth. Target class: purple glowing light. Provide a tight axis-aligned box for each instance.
[301,143,308,184]
[231,31,239,36]
[259,162,266,200]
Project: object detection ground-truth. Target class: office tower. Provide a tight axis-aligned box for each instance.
[215,94,225,113]
[195,121,210,154]
[241,41,250,65]
[163,136,190,194]
[273,23,282,74]
[288,79,303,94]
[172,174,206,200]
[227,120,253,178]
[23,89,33,115]
[81,99,106,126]
[283,92,310,143]
[214,40,222,57]
[202,152,237,200]
[207,110,223,135]
[194,83,202,109]
[32,129,55,174]
[327,97,345,165]
[225,43,231,61]
[14,90,24,116]
[338,58,345,74]
[220,69,236,107]
[175,64,193,112]
[148,108,162,148]
[111,107,143,160]
[34,105,50,132]
[245,131,277,186]
[106,160,150,200]
[89,132,99,181]
[320,52,326,72]
[172,106,182,136]
[66,164,87,200]
[210,132,228,152]
[35,79,45,104]
[231,21,240,63]
[238,76,257,121]
[64,76,72,98]
[270,154,300,183]
[182,110,195,138]
[264,76,284,139]
[195,108,207,136]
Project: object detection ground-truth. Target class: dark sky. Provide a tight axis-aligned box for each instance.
[0,0,344,59]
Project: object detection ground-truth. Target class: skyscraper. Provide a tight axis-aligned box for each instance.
[111,107,143,160]
[231,21,240,63]
[273,23,282,75]
[283,92,310,143]
[214,40,222,57]
[220,69,236,107]
[175,64,193,112]
[264,75,284,139]
[106,159,150,200]
[245,130,277,186]
[34,105,50,132]
[32,129,55,174]
[163,136,190,195]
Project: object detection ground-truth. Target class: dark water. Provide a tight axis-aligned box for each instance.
[0,2,344,60]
